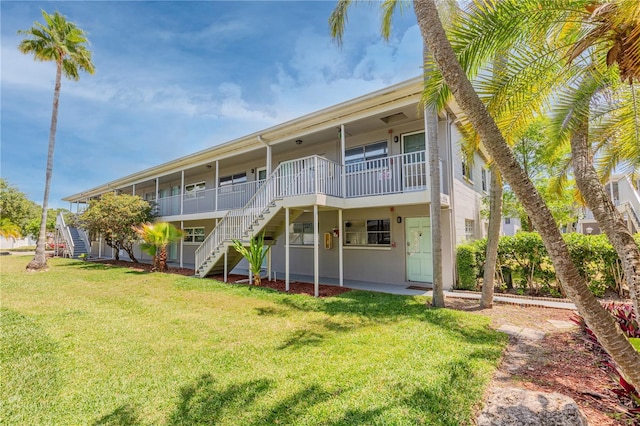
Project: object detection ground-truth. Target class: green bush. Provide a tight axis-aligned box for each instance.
[456,244,479,290]
[455,232,640,298]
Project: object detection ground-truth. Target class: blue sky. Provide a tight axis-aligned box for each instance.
[1,1,422,209]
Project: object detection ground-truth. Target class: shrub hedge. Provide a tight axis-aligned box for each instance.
[456,232,640,297]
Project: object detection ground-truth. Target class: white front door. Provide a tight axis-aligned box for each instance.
[405,217,433,282]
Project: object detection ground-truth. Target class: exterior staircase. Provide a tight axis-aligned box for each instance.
[56,212,91,259]
[68,227,89,257]
[195,156,337,278]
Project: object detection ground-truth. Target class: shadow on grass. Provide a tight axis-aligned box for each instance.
[93,404,140,426]
[166,374,335,425]
[276,290,504,346]
[166,374,272,425]
[277,328,325,350]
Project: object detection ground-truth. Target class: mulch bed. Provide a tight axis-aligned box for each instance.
[207,274,352,297]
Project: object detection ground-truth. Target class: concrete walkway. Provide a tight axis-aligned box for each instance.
[49,256,579,311]
[242,271,579,311]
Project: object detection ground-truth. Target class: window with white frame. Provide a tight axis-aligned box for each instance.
[289,222,315,245]
[184,182,205,198]
[183,227,206,243]
[465,219,475,241]
[481,169,487,192]
[219,173,247,191]
[345,141,388,172]
[344,218,390,246]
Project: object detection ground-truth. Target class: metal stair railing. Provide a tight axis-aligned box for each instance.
[194,155,341,275]
[625,202,640,232]
[56,212,74,258]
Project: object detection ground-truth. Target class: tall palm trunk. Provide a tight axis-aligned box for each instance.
[427,105,444,308]
[570,121,640,319]
[481,166,502,309]
[424,49,445,307]
[27,59,62,270]
[413,0,640,388]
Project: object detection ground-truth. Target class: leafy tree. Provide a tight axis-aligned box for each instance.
[18,10,95,271]
[0,179,40,235]
[133,222,183,272]
[80,193,153,262]
[24,208,68,238]
[410,0,640,389]
[232,232,268,286]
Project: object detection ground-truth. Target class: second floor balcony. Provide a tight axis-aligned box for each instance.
[156,151,444,217]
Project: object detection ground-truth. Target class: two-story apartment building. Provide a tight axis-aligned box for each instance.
[62,77,489,294]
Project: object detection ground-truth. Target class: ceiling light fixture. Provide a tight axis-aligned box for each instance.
[295,139,303,145]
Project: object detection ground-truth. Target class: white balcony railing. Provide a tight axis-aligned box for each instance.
[345,151,427,198]
[159,151,428,218]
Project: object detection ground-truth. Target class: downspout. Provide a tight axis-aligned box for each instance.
[258,135,272,177]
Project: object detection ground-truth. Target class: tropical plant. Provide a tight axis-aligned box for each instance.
[433,0,640,319]
[0,219,22,242]
[80,192,154,262]
[133,222,183,272]
[330,0,640,388]
[232,232,268,286]
[330,3,446,307]
[19,10,94,271]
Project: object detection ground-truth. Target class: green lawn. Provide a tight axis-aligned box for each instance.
[1,256,507,425]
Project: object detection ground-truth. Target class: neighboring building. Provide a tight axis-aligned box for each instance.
[502,216,522,236]
[576,175,640,235]
[62,77,489,292]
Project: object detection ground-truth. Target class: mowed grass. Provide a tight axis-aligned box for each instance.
[1,256,507,425]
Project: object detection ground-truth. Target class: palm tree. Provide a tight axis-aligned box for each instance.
[0,219,22,247]
[232,233,268,286]
[411,0,640,389]
[19,10,95,271]
[134,222,183,272]
[330,3,446,307]
[437,0,640,319]
[481,165,502,309]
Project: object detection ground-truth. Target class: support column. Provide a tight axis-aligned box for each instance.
[76,201,80,213]
[285,207,290,291]
[341,124,346,198]
[338,209,344,287]
[266,144,272,177]
[224,249,228,283]
[155,178,159,203]
[98,234,102,258]
[180,170,185,215]
[267,245,272,281]
[132,184,136,196]
[180,220,184,268]
[314,204,319,297]
[215,161,219,211]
